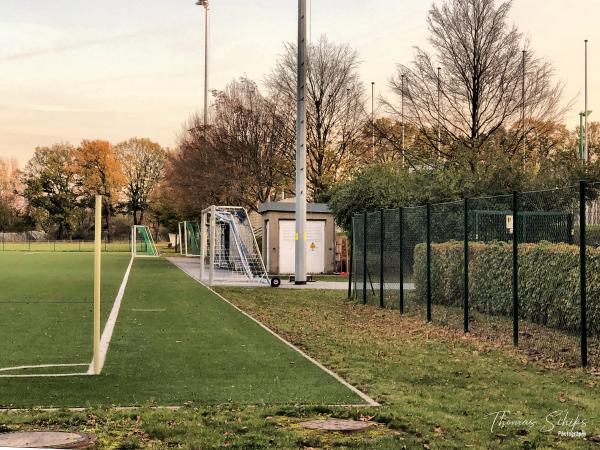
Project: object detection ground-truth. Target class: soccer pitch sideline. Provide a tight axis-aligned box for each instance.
[0,253,364,408]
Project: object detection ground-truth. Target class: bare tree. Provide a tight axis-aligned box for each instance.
[267,36,366,200]
[165,77,294,216]
[387,0,567,171]
[211,77,294,209]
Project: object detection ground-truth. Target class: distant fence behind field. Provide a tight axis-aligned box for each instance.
[0,236,132,253]
[349,182,600,369]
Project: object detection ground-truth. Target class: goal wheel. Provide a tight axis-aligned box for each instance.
[270,277,281,288]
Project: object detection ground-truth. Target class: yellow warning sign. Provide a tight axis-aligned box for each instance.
[309,242,317,251]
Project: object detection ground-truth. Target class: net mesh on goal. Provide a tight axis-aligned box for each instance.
[133,226,159,257]
[203,207,269,286]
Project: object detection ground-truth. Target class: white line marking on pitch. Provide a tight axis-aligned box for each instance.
[0,257,135,379]
[168,258,380,407]
[0,364,89,378]
[87,256,134,375]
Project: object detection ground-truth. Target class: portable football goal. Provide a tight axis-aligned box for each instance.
[131,225,159,258]
[178,221,201,257]
[199,206,275,286]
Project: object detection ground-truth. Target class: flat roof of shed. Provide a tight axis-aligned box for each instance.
[258,202,332,214]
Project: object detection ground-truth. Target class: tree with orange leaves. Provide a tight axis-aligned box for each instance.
[72,140,125,237]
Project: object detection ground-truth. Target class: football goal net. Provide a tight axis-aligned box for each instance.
[132,225,159,257]
[200,206,271,286]
[178,221,201,257]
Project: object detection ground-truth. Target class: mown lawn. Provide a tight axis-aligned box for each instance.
[2,283,600,448]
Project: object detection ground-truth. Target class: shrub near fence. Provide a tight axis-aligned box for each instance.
[414,241,590,334]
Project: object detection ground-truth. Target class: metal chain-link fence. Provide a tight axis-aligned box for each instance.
[349,182,598,369]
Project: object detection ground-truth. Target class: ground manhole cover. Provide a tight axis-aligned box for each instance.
[299,419,371,432]
[0,432,97,449]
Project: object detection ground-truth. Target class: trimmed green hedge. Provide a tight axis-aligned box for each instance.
[414,241,600,335]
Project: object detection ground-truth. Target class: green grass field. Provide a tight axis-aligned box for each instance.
[3,287,599,448]
[0,252,132,372]
[0,254,361,408]
[0,241,131,252]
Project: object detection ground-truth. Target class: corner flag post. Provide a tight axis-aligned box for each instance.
[93,195,102,375]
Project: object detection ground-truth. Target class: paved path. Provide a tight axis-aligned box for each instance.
[168,257,415,291]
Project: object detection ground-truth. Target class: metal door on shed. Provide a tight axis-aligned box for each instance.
[278,220,326,274]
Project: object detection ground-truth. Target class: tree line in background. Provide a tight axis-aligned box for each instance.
[0,138,166,239]
[161,0,599,232]
[3,0,599,237]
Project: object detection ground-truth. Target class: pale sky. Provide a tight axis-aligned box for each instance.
[0,0,598,165]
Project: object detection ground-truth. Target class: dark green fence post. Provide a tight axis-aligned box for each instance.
[363,211,368,305]
[426,203,432,322]
[464,197,469,333]
[580,180,588,367]
[379,209,385,308]
[399,207,404,314]
[348,218,354,300]
[512,191,519,347]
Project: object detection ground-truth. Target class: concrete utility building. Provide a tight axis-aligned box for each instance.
[258,200,336,275]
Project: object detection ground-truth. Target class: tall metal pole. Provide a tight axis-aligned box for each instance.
[295,0,308,285]
[203,3,209,130]
[437,67,441,153]
[585,40,589,163]
[522,50,526,159]
[195,1,209,135]
[371,82,376,158]
[401,74,405,165]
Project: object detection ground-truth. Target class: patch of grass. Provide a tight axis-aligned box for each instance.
[3,274,600,448]
[0,252,132,369]
[214,287,600,449]
[0,258,360,407]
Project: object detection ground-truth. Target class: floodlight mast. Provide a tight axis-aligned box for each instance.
[295,0,308,285]
[195,0,209,132]
[585,40,589,162]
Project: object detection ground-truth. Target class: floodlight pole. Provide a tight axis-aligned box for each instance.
[437,67,441,153]
[295,0,308,285]
[585,40,589,162]
[401,74,405,166]
[196,0,209,132]
[522,50,526,159]
[372,81,376,158]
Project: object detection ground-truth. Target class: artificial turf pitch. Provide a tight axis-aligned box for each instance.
[0,254,362,408]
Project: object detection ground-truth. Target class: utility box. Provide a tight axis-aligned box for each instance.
[259,200,336,275]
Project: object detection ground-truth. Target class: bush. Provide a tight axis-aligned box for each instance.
[414,241,600,335]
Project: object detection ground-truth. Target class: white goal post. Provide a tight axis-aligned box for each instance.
[131,225,160,258]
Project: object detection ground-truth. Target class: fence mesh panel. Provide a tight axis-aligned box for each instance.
[587,182,600,369]
[348,184,600,369]
[404,206,427,320]
[383,209,401,309]
[364,212,381,306]
[517,187,580,367]
[429,200,465,329]
[466,194,514,347]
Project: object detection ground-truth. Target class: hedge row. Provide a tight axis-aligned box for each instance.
[414,241,600,335]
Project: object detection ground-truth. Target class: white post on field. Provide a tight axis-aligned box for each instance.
[295,0,308,285]
[92,195,102,375]
[200,211,207,281]
[183,221,189,257]
[209,206,216,286]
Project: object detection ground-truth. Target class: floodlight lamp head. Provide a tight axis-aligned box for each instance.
[196,0,208,7]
